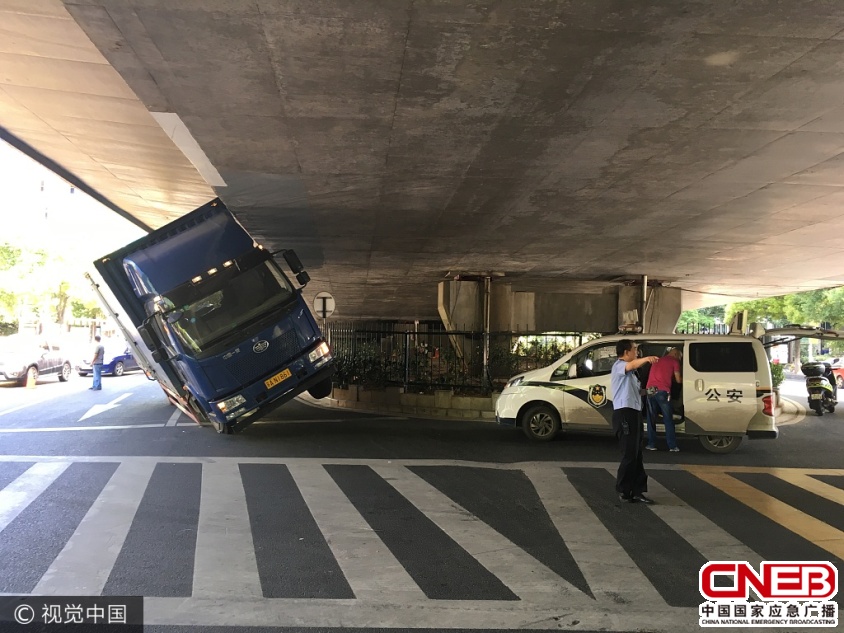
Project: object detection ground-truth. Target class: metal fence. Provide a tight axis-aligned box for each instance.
[675,322,730,335]
[325,321,591,394]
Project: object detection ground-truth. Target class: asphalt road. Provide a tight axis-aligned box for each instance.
[0,374,841,633]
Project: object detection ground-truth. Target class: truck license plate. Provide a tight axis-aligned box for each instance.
[811,393,823,400]
[265,368,292,389]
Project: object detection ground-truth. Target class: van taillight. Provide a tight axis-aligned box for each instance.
[763,394,774,416]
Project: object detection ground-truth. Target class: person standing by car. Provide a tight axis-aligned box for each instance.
[645,346,683,452]
[90,335,104,391]
[611,340,659,504]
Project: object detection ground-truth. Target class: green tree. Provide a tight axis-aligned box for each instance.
[724,296,790,326]
[676,308,716,331]
[0,243,21,270]
[71,298,104,320]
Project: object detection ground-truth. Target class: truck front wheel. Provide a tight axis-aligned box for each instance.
[308,378,333,399]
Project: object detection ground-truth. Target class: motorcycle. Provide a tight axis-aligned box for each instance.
[801,361,837,416]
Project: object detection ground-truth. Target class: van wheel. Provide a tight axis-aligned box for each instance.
[521,404,561,441]
[699,435,742,454]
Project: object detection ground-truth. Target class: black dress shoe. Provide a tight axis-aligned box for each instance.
[633,493,655,504]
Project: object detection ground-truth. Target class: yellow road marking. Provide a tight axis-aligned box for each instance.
[770,470,844,506]
[686,466,844,476]
[686,468,844,560]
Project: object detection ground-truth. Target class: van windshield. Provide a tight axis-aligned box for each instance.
[162,259,294,354]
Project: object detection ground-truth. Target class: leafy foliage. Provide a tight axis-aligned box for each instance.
[770,361,785,390]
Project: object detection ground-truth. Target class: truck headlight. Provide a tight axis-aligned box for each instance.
[217,394,246,412]
[308,342,330,363]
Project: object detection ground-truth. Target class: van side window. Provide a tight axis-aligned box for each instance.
[571,343,617,378]
[689,342,757,372]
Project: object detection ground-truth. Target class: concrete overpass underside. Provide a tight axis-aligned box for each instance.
[3,0,844,326]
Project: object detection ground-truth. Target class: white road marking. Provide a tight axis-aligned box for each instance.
[287,463,426,601]
[142,597,697,631]
[165,409,182,426]
[370,463,591,606]
[32,461,157,595]
[0,424,164,433]
[192,461,263,599]
[526,465,667,606]
[78,392,133,422]
[0,462,70,532]
[645,477,763,567]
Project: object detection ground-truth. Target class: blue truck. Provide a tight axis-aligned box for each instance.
[88,198,334,433]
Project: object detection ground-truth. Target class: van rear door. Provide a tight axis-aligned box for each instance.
[684,340,758,434]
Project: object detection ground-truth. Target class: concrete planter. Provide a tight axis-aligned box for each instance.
[329,383,498,419]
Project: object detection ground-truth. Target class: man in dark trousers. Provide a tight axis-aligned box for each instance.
[610,339,659,504]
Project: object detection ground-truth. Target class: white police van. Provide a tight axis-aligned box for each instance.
[495,332,787,453]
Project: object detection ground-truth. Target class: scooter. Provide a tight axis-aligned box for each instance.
[801,361,837,416]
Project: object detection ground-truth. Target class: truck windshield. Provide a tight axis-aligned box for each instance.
[163,259,294,354]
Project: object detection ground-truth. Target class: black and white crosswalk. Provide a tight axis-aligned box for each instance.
[0,457,842,631]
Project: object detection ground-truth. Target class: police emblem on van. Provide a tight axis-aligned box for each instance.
[588,384,607,408]
[253,340,269,353]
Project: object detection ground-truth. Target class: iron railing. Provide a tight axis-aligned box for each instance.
[325,321,592,394]
[675,322,730,335]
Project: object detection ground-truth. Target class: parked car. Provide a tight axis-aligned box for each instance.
[76,346,140,377]
[0,335,73,385]
[496,333,778,454]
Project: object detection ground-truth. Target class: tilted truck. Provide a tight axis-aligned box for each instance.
[87,197,334,434]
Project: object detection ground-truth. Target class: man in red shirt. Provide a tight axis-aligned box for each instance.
[645,346,682,451]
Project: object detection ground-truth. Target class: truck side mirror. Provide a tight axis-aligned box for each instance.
[138,326,156,351]
[283,250,305,274]
[296,271,310,286]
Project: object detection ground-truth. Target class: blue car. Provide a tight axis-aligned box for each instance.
[76,347,139,377]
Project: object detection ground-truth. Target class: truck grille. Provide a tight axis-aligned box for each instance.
[226,329,302,384]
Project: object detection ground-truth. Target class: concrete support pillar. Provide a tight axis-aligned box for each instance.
[437,280,482,331]
[440,280,619,333]
[619,285,683,334]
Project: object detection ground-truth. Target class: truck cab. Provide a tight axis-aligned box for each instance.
[91,198,333,433]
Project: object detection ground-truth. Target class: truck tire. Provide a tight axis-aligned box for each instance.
[187,393,214,427]
[521,404,561,441]
[308,378,333,399]
[699,435,742,454]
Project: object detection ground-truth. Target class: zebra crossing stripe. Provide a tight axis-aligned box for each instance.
[687,467,844,560]
[772,470,844,506]
[645,476,763,567]
[0,462,70,533]
[370,464,590,606]
[524,466,667,607]
[140,596,698,630]
[32,461,157,595]
[287,463,426,601]
[192,461,262,599]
